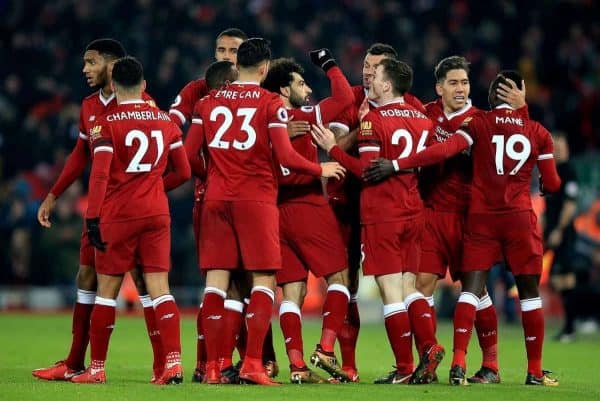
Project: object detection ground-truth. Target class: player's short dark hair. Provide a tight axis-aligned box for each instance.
[488,70,523,107]
[205,60,237,90]
[216,28,248,41]
[112,56,143,89]
[379,58,413,96]
[366,43,398,60]
[237,37,272,68]
[434,56,470,82]
[85,38,126,60]
[261,58,304,94]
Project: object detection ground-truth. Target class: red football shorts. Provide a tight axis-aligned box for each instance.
[361,219,422,276]
[462,210,543,276]
[94,215,171,275]
[79,227,95,267]
[200,200,281,271]
[419,208,465,281]
[276,202,347,285]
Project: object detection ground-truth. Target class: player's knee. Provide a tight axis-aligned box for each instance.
[76,265,97,291]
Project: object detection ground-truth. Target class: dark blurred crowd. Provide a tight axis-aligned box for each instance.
[1,0,599,288]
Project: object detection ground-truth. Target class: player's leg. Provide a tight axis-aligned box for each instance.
[239,271,280,385]
[201,270,231,383]
[144,271,183,385]
[468,287,501,384]
[515,274,558,386]
[450,270,487,385]
[372,272,413,384]
[130,266,163,382]
[71,273,124,384]
[191,200,207,382]
[218,278,244,383]
[32,262,96,380]
[415,273,439,335]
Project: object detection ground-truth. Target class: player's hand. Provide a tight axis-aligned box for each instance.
[547,228,563,249]
[497,78,526,109]
[358,96,370,122]
[37,193,57,228]
[309,48,337,72]
[363,158,396,183]
[320,162,346,180]
[86,218,107,251]
[287,116,310,138]
[311,124,337,152]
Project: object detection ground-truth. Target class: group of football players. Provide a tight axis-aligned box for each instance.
[31,27,560,387]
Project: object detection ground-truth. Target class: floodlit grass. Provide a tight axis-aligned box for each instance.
[1,312,599,401]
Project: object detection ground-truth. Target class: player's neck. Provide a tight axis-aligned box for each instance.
[116,91,143,104]
[236,71,261,84]
[379,94,403,106]
[100,84,113,98]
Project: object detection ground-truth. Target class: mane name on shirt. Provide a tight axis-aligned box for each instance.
[106,110,170,122]
[215,89,261,100]
[495,116,524,126]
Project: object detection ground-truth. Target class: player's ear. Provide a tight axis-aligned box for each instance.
[280,86,290,98]
[110,80,116,94]
[141,79,147,92]
[435,82,443,97]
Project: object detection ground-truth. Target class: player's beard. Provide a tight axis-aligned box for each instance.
[289,91,308,108]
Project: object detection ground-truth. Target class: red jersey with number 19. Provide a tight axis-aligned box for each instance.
[87,101,183,222]
[459,105,554,214]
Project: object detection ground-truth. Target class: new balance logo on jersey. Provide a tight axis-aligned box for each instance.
[526,336,537,342]
[160,313,175,320]
[206,315,222,320]
[456,328,468,333]
[246,313,255,319]
[89,115,96,121]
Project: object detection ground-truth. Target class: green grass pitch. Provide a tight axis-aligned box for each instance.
[1,313,599,401]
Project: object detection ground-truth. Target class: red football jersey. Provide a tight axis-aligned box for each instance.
[459,105,554,213]
[421,99,480,212]
[190,82,321,203]
[50,90,155,197]
[357,100,430,224]
[168,78,208,126]
[87,101,183,222]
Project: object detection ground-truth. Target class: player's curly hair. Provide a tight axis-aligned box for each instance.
[237,37,271,68]
[261,58,304,94]
[379,58,413,95]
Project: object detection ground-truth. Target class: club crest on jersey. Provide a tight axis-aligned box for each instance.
[89,115,96,121]
[360,120,372,135]
[89,125,102,141]
[277,107,289,123]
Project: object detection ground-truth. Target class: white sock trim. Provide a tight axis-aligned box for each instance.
[153,294,175,308]
[95,296,117,307]
[224,299,244,313]
[383,302,406,318]
[139,295,153,308]
[404,291,425,308]
[77,289,96,305]
[477,294,493,311]
[204,287,227,299]
[520,297,542,312]
[251,286,275,302]
[425,296,435,308]
[458,292,480,308]
[327,283,350,299]
[279,300,301,317]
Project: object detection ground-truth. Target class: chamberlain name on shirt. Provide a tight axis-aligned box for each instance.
[106,110,171,122]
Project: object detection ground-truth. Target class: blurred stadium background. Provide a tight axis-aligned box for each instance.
[0,0,599,329]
